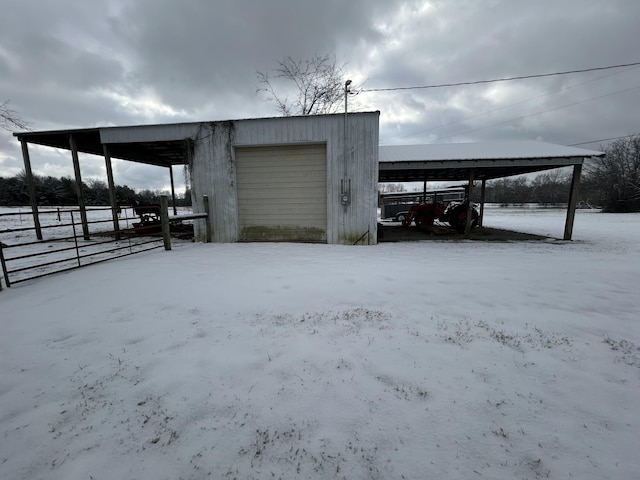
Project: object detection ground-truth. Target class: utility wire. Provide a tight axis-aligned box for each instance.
[393,65,640,141]
[437,85,640,141]
[569,134,638,146]
[362,61,640,92]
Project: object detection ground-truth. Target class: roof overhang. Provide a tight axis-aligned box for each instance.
[14,122,201,167]
[378,141,605,182]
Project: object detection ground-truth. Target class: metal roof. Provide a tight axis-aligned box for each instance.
[14,121,605,182]
[378,141,604,182]
[14,123,201,167]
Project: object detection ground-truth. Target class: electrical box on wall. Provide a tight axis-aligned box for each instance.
[340,179,351,206]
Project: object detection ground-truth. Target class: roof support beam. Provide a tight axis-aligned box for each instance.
[169,166,178,216]
[19,139,42,240]
[103,144,121,240]
[422,177,427,203]
[464,169,475,236]
[564,163,583,240]
[69,134,90,240]
[479,179,486,227]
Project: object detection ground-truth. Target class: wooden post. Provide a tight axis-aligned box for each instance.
[19,139,43,240]
[0,244,10,288]
[203,195,212,242]
[422,178,427,203]
[169,165,178,216]
[68,134,90,240]
[479,179,486,227]
[161,195,171,250]
[564,163,583,241]
[464,170,475,236]
[103,144,121,240]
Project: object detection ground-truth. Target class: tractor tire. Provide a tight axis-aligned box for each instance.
[450,207,479,233]
[415,213,435,231]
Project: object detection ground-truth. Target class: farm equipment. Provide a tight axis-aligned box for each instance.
[441,200,480,232]
[132,201,161,227]
[402,185,480,233]
[128,201,194,239]
[124,201,163,235]
[402,201,447,230]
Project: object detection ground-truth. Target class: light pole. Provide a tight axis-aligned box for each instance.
[341,80,352,206]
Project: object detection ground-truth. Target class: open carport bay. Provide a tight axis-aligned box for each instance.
[377,204,582,242]
[378,141,604,241]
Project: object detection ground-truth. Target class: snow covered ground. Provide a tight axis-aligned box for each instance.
[1,208,639,479]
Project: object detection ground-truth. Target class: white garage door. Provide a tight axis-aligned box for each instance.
[235,144,327,242]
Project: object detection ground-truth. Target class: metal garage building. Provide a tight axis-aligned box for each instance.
[13,112,381,245]
[189,113,380,244]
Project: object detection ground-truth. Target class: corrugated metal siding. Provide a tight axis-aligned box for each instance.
[191,112,380,245]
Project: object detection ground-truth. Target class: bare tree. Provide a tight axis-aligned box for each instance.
[1,100,31,131]
[585,134,640,212]
[257,54,349,116]
[530,170,570,204]
[379,183,406,193]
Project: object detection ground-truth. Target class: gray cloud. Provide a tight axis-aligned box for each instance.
[1,0,639,192]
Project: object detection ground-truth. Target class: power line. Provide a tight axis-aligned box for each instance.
[362,61,640,93]
[436,85,640,141]
[569,134,638,146]
[393,65,640,141]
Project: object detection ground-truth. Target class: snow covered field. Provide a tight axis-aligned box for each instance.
[1,208,639,479]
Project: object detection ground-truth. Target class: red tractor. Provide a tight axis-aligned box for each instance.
[402,201,447,230]
[402,186,480,233]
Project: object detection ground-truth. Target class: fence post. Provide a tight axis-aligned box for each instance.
[70,211,81,267]
[161,196,171,251]
[0,243,9,289]
[203,195,212,243]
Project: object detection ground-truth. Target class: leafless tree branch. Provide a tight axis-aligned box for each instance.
[1,100,31,131]
[257,54,350,116]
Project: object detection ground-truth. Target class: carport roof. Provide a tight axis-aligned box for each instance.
[378,141,604,182]
[15,122,605,182]
[14,122,201,167]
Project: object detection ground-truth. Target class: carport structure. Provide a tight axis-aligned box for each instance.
[13,112,380,245]
[379,141,605,240]
[14,124,196,240]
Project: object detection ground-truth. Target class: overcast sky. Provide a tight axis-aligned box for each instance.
[1,0,639,193]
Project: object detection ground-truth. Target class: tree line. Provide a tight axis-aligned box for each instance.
[0,174,192,207]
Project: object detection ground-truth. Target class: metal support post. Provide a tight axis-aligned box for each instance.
[479,179,486,227]
[464,170,475,236]
[161,196,171,250]
[103,144,121,240]
[169,166,178,215]
[19,139,42,240]
[69,134,90,240]
[564,163,583,240]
